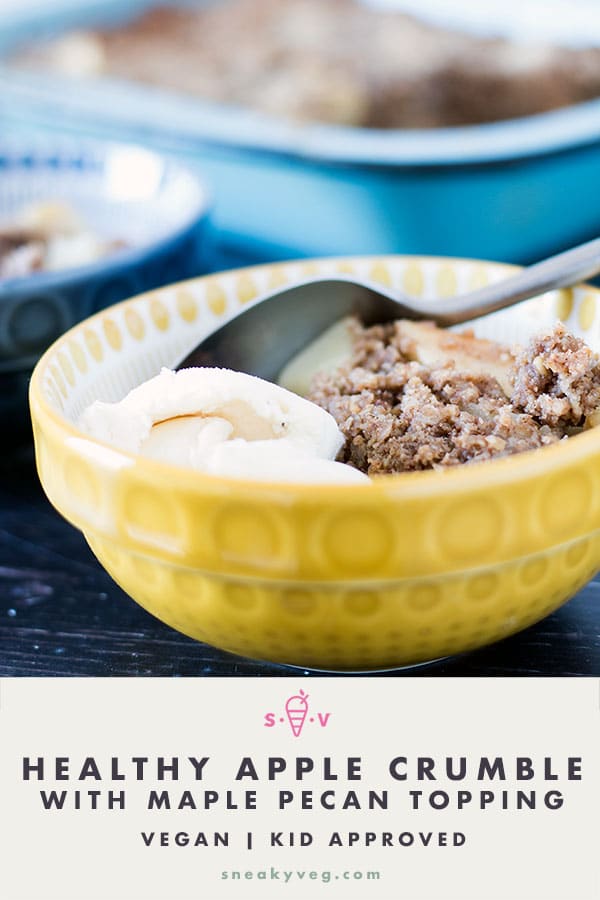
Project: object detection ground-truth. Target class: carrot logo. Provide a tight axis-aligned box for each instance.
[264,691,332,736]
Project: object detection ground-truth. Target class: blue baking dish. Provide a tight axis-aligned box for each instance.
[1,0,600,265]
[0,133,212,438]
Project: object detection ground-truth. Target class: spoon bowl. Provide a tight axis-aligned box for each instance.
[175,276,401,380]
[176,236,600,375]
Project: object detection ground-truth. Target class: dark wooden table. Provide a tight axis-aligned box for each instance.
[1,441,599,677]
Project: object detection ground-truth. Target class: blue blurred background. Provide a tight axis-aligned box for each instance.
[2,0,600,271]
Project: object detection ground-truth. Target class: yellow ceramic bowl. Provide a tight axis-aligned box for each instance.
[29,256,600,670]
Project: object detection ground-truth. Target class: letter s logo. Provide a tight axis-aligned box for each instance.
[264,713,276,728]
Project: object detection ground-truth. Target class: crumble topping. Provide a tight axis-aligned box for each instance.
[13,0,600,129]
[308,319,600,474]
[511,324,600,426]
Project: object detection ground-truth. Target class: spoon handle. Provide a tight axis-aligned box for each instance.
[423,236,600,325]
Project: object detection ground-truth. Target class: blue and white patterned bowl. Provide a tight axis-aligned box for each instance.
[0,136,212,434]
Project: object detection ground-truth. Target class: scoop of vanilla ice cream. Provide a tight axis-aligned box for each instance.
[79,367,368,484]
[199,436,366,484]
[138,414,233,468]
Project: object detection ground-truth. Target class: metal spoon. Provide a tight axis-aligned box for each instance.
[176,236,600,381]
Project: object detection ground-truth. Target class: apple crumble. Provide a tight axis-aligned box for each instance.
[307,319,600,474]
[0,202,125,280]
[13,0,600,128]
